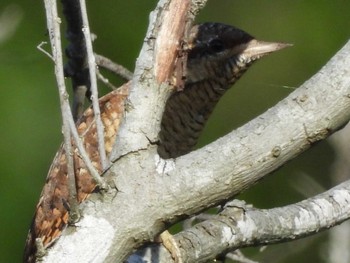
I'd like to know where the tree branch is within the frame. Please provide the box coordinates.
[110,0,200,161]
[39,0,350,261]
[132,179,350,263]
[328,123,350,263]
[43,0,103,193]
[43,0,78,213]
[79,0,109,170]
[95,53,133,81]
[41,38,350,262]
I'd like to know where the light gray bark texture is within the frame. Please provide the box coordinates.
[132,180,350,263]
[42,37,350,263]
[41,0,350,261]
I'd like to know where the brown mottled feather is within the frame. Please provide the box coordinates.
[24,83,129,262]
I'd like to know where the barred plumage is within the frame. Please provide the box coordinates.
[158,23,290,158]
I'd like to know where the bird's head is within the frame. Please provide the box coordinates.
[186,23,291,84]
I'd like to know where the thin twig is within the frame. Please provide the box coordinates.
[67,113,105,186]
[79,0,109,170]
[96,69,119,90]
[43,0,103,190]
[95,53,133,81]
[43,0,78,215]
[37,41,54,61]
[59,0,103,185]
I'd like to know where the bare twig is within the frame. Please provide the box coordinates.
[95,54,133,81]
[96,69,119,90]
[79,0,109,170]
[43,0,103,189]
[67,114,105,186]
[43,0,78,215]
[37,41,54,61]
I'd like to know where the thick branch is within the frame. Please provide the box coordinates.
[41,39,350,262]
[110,0,197,160]
[133,179,350,263]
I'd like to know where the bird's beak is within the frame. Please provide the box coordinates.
[242,39,292,59]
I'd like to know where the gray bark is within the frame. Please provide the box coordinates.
[41,0,350,262]
[42,37,350,263]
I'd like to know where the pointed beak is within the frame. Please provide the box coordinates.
[242,39,292,59]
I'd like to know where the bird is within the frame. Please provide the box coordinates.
[23,84,130,263]
[23,22,289,262]
[157,22,290,158]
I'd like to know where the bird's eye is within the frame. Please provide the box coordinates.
[208,38,225,52]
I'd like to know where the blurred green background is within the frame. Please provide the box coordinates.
[1,1,350,262]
